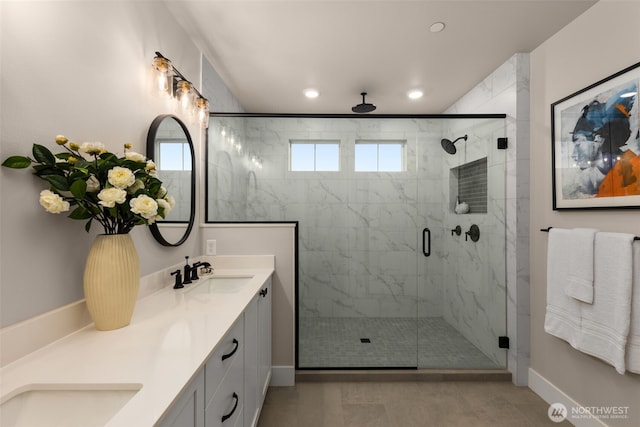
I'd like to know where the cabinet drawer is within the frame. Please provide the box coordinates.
[204,354,244,427]
[205,316,244,407]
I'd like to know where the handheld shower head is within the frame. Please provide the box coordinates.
[440,135,468,155]
[352,92,376,114]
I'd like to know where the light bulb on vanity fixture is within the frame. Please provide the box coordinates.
[150,51,210,129]
[196,98,210,128]
[151,56,173,98]
[176,80,195,115]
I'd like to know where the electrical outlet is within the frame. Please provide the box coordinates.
[206,240,216,255]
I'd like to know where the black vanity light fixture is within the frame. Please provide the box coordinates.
[151,51,210,129]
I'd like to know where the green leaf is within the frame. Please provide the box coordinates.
[2,156,32,168]
[43,174,69,192]
[85,219,92,233]
[147,179,162,196]
[70,179,87,199]
[74,159,92,170]
[69,205,92,220]
[71,166,89,175]
[32,166,65,178]
[32,144,56,165]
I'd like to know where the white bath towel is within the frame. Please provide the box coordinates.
[625,242,640,373]
[544,228,583,347]
[564,228,598,304]
[576,232,635,374]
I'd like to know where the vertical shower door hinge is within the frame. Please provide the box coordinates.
[498,336,510,349]
[497,137,508,150]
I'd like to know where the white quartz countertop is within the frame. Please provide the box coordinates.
[0,256,275,426]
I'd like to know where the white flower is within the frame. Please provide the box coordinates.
[79,142,105,156]
[98,187,127,207]
[156,198,172,217]
[86,175,101,192]
[165,195,176,210]
[145,160,157,175]
[127,179,145,195]
[107,166,135,189]
[39,190,70,214]
[130,194,158,220]
[157,185,168,198]
[124,151,146,162]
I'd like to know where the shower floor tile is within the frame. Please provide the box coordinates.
[298,317,502,369]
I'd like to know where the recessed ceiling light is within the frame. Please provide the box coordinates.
[429,22,445,33]
[304,89,319,99]
[408,90,423,100]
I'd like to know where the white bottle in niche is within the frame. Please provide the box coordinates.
[455,197,469,214]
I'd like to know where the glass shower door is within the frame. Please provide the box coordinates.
[417,117,508,369]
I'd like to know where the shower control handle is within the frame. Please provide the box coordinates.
[451,225,462,236]
[422,228,431,257]
[465,224,480,242]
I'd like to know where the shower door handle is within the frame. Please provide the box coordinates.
[422,228,431,257]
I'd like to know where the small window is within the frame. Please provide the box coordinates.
[290,141,339,171]
[158,141,192,171]
[355,141,405,172]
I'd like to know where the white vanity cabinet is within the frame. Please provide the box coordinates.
[156,278,271,427]
[204,316,245,427]
[244,279,272,427]
[155,370,205,427]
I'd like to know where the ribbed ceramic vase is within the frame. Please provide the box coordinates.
[83,234,140,331]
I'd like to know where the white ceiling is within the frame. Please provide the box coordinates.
[167,0,597,114]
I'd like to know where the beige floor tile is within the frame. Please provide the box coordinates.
[258,380,562,427]
[342,403,390,427]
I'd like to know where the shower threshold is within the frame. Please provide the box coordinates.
[295,369,512,383]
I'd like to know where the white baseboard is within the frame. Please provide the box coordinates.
[529,368,609,427]
[270,366,295,386]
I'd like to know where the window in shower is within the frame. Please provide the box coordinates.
[290,140,340,171]
[355,140,405,172]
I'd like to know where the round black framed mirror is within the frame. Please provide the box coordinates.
[146,114,196,247]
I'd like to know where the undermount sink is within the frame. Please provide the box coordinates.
[187,275,254,294]
[0,383,142,427]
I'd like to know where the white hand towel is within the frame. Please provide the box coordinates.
[625,242,640,373]
[576,232,635,374]
[565,228,598,303]
[544,228,582,347]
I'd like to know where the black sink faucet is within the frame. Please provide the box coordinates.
[183,256,193,285]
[171,269,183,289]
[191,261,203,281]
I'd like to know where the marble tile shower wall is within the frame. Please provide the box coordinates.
[208,117,251,221]
[441,118,507,366]
[211,117,451,319]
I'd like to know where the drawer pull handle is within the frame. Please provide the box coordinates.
[221,339,239,361]
[221,392,239,423]
[260,288,268,298]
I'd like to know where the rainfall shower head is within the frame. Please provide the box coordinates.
[352,92,376,114]
[440,134,468,155]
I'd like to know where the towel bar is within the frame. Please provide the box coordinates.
[540,227,640,241]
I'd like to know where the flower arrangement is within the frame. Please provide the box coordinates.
[2,135,174,234]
